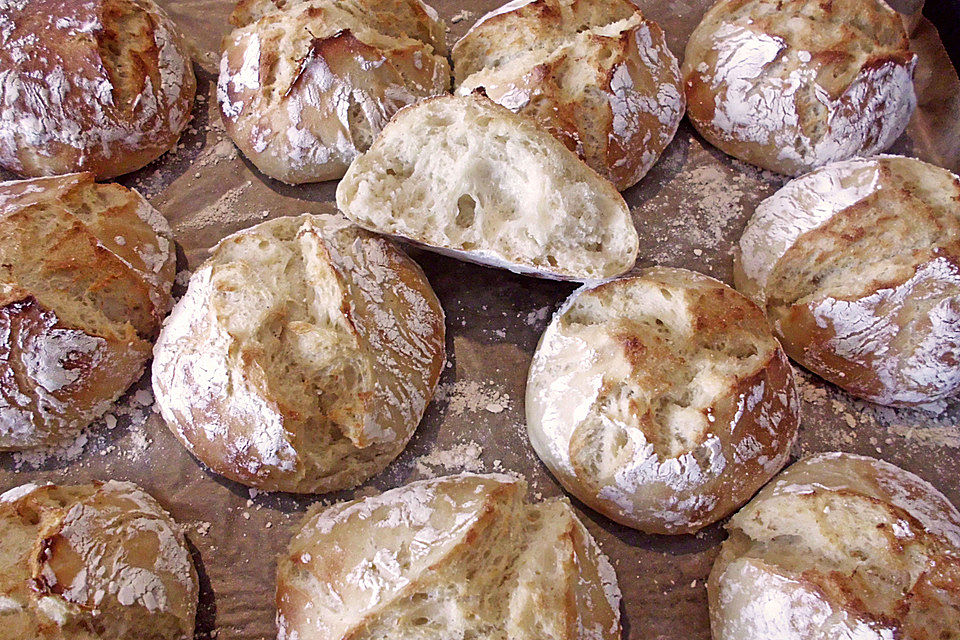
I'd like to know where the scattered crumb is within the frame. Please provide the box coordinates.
[174,269,193,287]
[524,306,551,327]
[450,9,474,23]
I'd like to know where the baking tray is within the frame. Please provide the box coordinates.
[2,1,960,638]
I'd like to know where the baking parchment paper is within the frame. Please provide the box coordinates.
[2,1,959,638]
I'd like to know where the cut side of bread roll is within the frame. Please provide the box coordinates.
[0,0,196,179]
[0,173,175,450]
[218,0,449,184]
[682,0,916,176]
[709,452,960,640]
[527,267,800,534]
[0,480,198,640]
[336,94,639,281]
[735,155,960,407]
[152,214,445,493]
[453,0,685,191]
[276,473,621,640]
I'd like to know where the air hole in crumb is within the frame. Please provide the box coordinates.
[455,194,477,228]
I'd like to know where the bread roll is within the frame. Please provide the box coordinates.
[276,473,621,640]
[336,94,639,281]
[218,0,449,184]
[735,155,960,407]
[526,267,800,534]
[0,173,175,450]
[152,214,445,493]
[0,480,198,640]
[708,452,960,640]
[452,0,684,191]
[0,0,196,179]
[682,0,917,176]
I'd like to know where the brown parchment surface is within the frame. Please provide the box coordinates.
[1,1,959,639]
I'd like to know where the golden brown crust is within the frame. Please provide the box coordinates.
[708,453,960,640]
[0,0,196,179]
[218,0,449,184]
[0,481,198,640]
[229,0,447,55]
[736,156,960,406]
[0,295,152,451]
[527,267,800,535]
[152,214,445,493]
[275,474,621,640]
[0,173,175,450]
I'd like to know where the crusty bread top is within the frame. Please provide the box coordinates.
[336,94,638,281]
[0,480,198,639]
[735,156,960,405]
[277,473,621,640]
[152,214,445,493]
[738,155,960,307]
[217,0,450,183]
[229,0,447,55]
[713,453,960,639]
[453,0,640,82]
[682,0,916,174]
[526,267,798,532]
[0,173,175,342]
[531,267,782,467]
[0,0,196,178]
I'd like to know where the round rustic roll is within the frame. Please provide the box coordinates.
[708,452,960,640]
[682,0,917,176]
[218,0,449,185]
[152,214,446,494]
[0,0,196,180]
[276,473,621,640]
[735,155,960,407]
[452,0,684,191]
[0,173,175,450]
[526,267,800,535]
[0,480,199,640]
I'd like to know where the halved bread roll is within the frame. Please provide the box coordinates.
[453,0,685,191]
[0,173,176,450]
[735,155,960,406]
[526,267,800,534]
[709,452,960,640]
[0,480,198,640]
[276,473,621,640]
[152,214,446,493]
[336,94,639,281]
